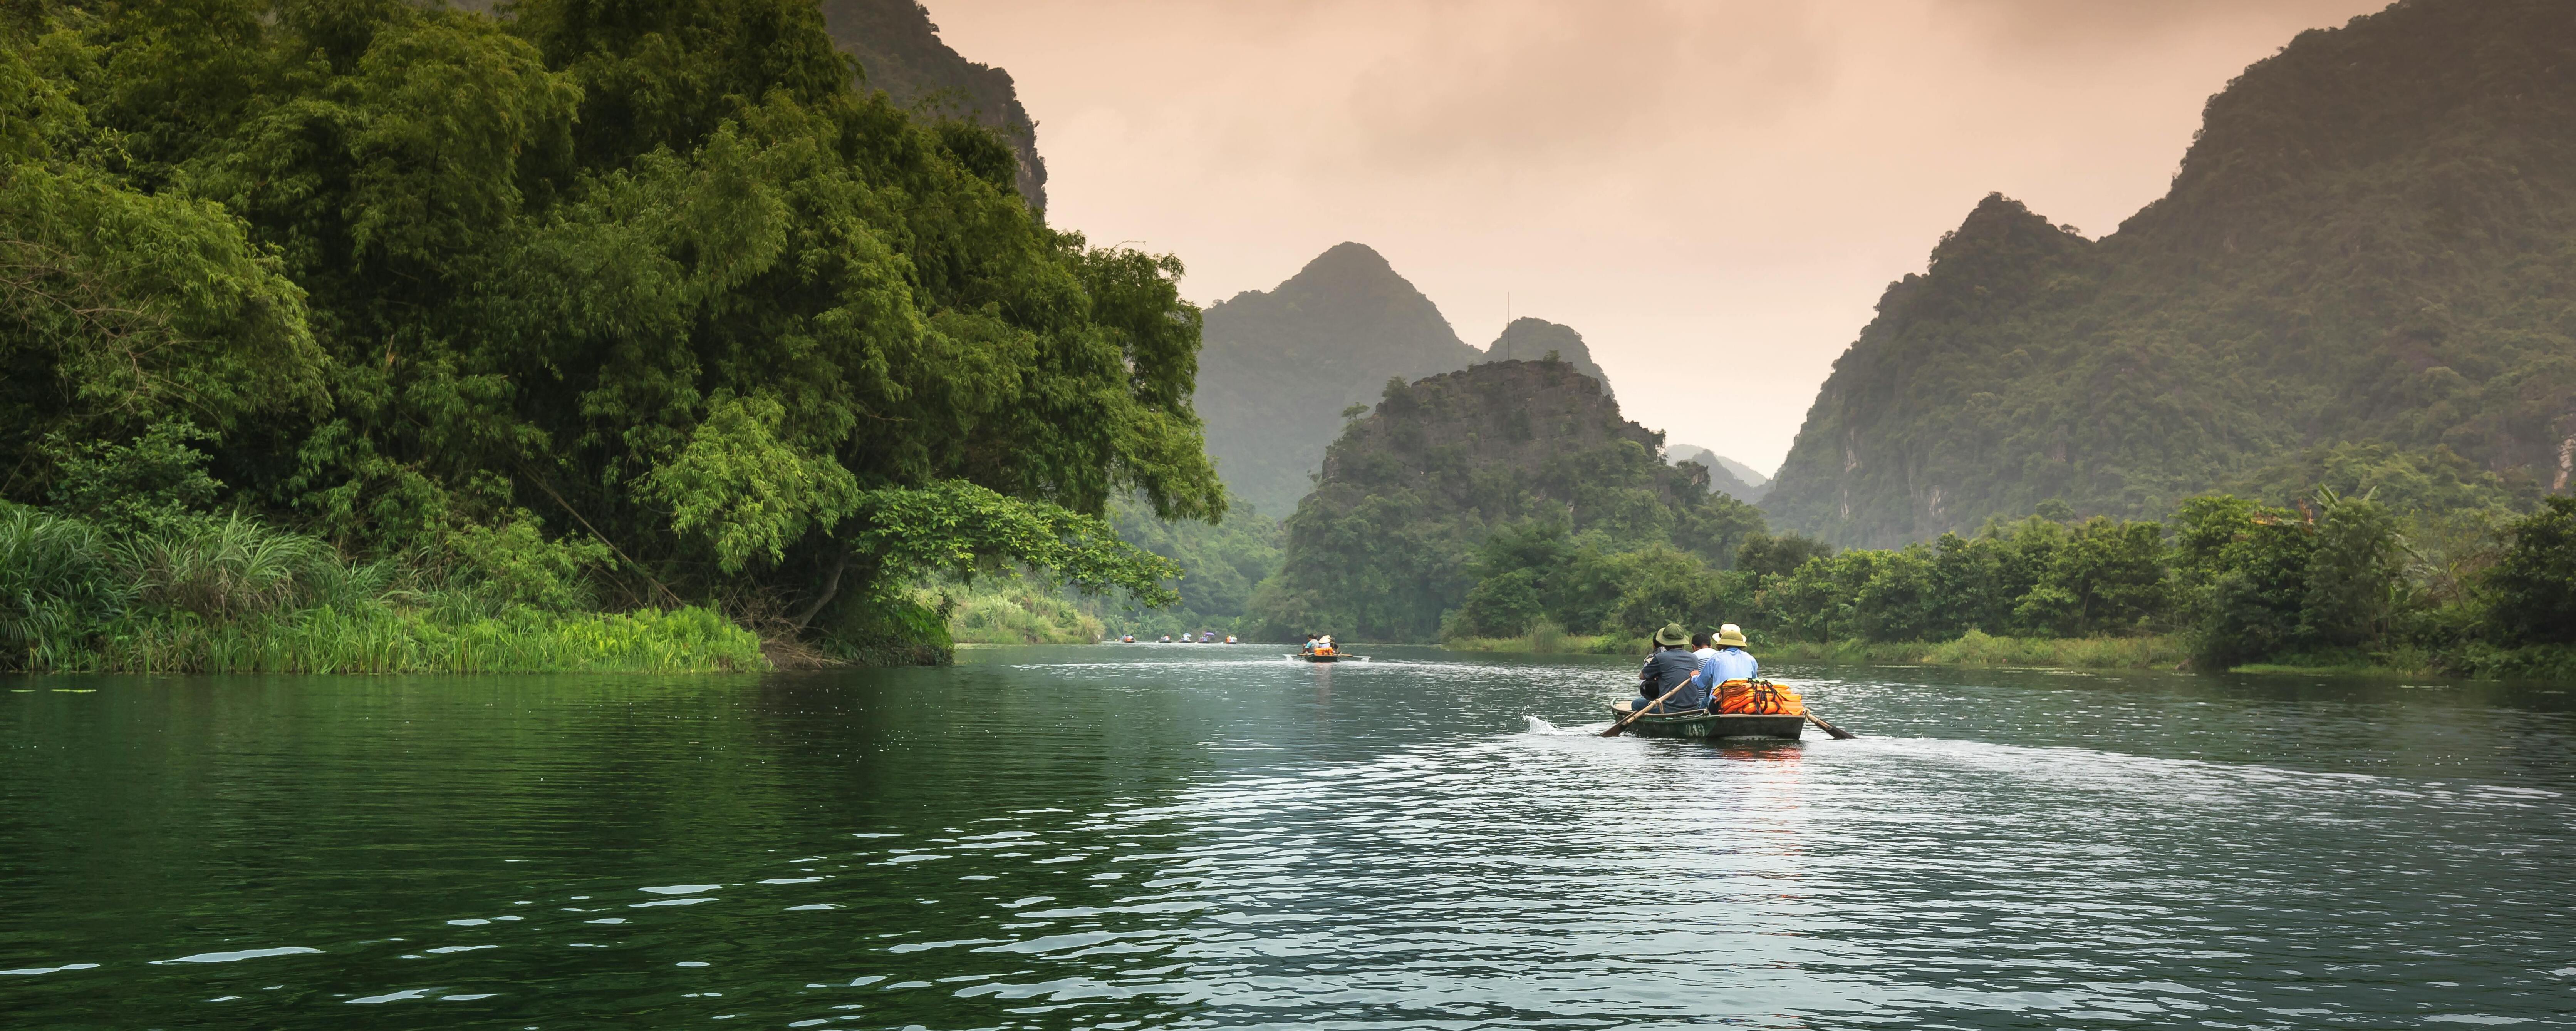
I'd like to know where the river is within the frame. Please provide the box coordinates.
[3,646,2572,1028]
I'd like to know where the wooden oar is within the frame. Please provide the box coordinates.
[1805,711,1858,740]
[1600,675,1698,738]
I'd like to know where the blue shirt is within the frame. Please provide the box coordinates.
[1699,647,1757,688]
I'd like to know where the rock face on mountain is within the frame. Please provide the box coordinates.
[1197,243,1485,516]
[1248,358,1764,642]
[819,0,1046,209]
[1482,318,1613,400]
[1764,0,2576,546]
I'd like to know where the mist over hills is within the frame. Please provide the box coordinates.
[1765,0,2576,546]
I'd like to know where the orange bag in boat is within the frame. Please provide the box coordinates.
[1715,678,1803,715]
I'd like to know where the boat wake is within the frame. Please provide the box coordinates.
[1523,715,1606,736]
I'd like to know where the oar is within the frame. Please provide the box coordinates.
[1805,711,1858,740]
[1600,675,1698,738]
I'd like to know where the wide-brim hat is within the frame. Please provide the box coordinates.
[1715,623,1748,647]
[1654,623,1689,646]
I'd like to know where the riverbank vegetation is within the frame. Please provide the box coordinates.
[1,1,1218,671]
[1437,493,2576,678]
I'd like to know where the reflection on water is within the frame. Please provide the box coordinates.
[3,648,2573,1028]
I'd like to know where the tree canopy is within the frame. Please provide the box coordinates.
[0,0,1219,655]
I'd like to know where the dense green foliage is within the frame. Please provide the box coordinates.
[0,0,1217,666]
[1767,0,2576,546]
[1744,492,2575,676]
[1249,358,1765,642]
[0,501,762,672]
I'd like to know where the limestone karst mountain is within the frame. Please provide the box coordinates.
[1196,243,1485,516]
[1763,0,2576,546]
[1247,358,1763,642]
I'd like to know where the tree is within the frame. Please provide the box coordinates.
[2483,497,2576,646]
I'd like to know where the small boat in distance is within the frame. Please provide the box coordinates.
[1288,652,1367,663]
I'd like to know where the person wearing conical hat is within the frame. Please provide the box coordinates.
[1632,623,1709,715]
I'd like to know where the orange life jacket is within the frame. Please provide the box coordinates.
[1714,678,1804,715]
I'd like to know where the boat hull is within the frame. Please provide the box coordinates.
[1289,654,1343,663]
[1607,702,1803,740]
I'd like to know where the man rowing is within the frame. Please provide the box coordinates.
[1632,623,1709,714]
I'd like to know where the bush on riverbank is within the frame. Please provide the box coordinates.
[1,505,763,673]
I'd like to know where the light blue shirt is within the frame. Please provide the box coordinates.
[1700,647,1757,687]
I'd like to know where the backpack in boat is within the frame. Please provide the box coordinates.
[1715,678,1803,715]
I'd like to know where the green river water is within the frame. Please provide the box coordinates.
[3,646,2572,1029]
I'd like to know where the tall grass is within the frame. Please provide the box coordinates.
[934,582,1106,645]
[1,505,765,674]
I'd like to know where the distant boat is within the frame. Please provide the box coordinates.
[1288,652,1364,663]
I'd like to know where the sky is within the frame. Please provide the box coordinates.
[928,0,2389,477]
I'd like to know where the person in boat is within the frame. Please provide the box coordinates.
[1699,623,1758,702]
[1633,623,1709,714]
[1301,633,1320,654]
[1317,634,1337,655]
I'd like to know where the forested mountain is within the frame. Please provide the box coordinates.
[1666,444,1767,503]
[1765,0,2576,547]
[1197,243,1485,516]
[1248,358,1764,642]
[1483,318,1614,400]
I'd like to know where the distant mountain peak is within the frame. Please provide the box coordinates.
[1196,243,1483,516]
[1480,318,1614,400]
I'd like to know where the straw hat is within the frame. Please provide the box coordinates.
[1654,623,1689,646]
[1715,624,1748,647]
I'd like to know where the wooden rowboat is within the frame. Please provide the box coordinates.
[1606,700,1803,740]
[1287,653,1363,663]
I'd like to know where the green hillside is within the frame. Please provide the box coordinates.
[1248,358,1764,642]
[1196,243,1484,516]
[1765,0,2576,547]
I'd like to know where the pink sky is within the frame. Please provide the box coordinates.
[929,0,2388,475]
